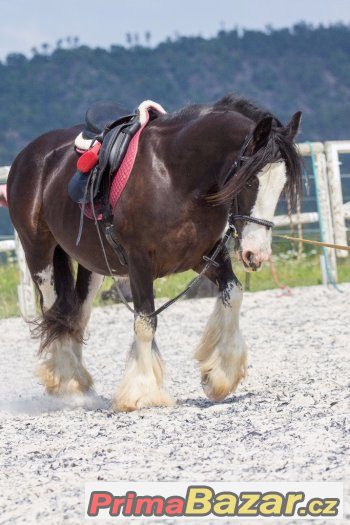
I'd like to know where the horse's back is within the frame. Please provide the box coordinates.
[7,125,81,235]
[8,125,81,188]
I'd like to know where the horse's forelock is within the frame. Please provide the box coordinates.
[208,127,303,207]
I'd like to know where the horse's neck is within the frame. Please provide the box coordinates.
[170,115,249,192]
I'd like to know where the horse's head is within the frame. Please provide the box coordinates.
[229,112,303,271]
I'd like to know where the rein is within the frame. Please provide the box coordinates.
[93,131,275,318]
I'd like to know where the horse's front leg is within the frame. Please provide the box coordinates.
[113,253,174,412]
[195,247,247,401]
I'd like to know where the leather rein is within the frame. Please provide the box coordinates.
[95,131,275,318]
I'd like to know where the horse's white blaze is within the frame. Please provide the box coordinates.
[36,265,56,310]
[114,315,174,411]
[195,283,247,401]
[241,161,287,265]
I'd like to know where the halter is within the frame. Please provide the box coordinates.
[225,132,275,232]
[232,214,274,230]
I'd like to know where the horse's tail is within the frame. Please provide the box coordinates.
[33,245,83,352]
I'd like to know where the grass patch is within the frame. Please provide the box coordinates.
[0,254,349,319]
[0,264,20,318]
[154,254,350,296]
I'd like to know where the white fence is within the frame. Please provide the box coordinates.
[0,166,36,317]
[1,140,349,316]
[273,141,348,282]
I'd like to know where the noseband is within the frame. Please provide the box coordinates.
[232,213,274,230]
[226,132,275,233]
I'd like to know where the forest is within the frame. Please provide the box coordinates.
[0,23,349,234]
[0,23,349,165]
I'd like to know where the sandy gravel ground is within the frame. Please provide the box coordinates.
[0,284,349,525]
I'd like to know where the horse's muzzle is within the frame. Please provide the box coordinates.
[241,250,264,271]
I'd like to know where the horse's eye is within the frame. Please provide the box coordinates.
[246,180,253,188]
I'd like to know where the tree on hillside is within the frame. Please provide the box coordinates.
[1,23,349,168]
[145,31,152,46]
[125,33,133,47]
[41,43,50,55]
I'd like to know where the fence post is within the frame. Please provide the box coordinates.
[297,142,337,282]
[324,141,349,258]
[314,148,338,281]
[15,231,36,318]
[1,165,37,317]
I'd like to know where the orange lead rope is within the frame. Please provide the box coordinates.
[272,234,350,252]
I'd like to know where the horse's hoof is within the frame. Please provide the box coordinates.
[201,371,233,401]
[112,389,175,412]
[199,352,247,402]
[37,361,93,396]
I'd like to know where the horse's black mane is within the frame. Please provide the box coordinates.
[212,94,302,207]
[213,94,275,124]
[164,93,303,206]
[164,93,275,124]
[214,93,303,205]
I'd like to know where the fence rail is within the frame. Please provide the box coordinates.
[0,239,15,252]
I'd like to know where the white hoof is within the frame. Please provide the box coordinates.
[37,339,93,395]
[196,337,247,401]
[113,375,174,412]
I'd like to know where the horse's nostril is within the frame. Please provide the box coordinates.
[246,251,254,263]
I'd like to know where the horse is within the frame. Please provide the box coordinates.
[7,94,302,411]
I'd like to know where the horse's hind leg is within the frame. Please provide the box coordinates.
[31,246,103,395]
[113,253,174,411]
[194,247,247,401]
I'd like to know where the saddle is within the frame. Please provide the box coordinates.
[83,102,132,139]
[69,100,166,211]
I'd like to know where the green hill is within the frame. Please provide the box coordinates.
[1,23,350,236]
[0,23,350,167]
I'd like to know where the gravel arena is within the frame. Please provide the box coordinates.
[0,284,349,524]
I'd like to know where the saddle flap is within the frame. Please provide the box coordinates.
[98,117,140,171]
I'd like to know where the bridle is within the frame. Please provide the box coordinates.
[226,132,275,234]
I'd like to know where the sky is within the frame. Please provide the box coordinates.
[0,0,349,59]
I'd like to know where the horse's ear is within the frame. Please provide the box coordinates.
[286,111,302,140]
[251,116,273,152]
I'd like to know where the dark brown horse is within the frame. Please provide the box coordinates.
[7,94,302,411]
